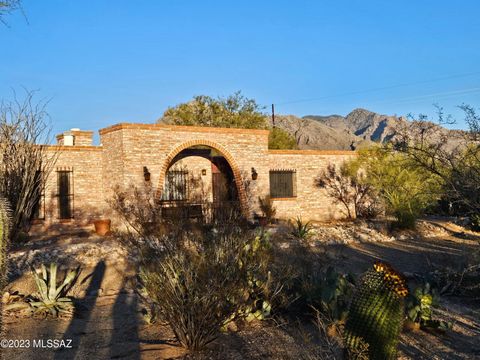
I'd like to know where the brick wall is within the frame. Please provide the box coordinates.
[31,123,357,234]
[30,146,105,234]
[267,150,356,221]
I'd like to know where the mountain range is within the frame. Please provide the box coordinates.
[272,108,461,150]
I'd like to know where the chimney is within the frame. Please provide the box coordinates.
[56,128,94,146]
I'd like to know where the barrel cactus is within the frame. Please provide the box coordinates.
[344,262,408,360]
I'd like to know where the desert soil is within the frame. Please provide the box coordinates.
[2,218,479,360]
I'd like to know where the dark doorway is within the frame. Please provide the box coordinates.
[211,156,237,203]
[161,147,240,223]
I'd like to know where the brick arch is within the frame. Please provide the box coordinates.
[157,139,249,217]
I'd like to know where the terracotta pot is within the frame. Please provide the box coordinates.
[326,324,339,338]
[258,217,268,227]
[93,219,111,236]
[404,320,421,332]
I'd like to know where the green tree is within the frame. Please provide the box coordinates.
[395,105,480,217]
[160,92,268,130]
[268,127,297,150]
[352,146,441,228]
[159,92,297,149]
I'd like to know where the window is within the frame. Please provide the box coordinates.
[269,170,297,198]
[161,170,188,201]
[57,169,74,219]
[32,171,45,220]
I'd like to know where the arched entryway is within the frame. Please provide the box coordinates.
[157,140,248,220]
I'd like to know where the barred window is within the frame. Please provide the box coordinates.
[57,169,74,219]
[32,171,45,220]
[162,170,188,201]
[269,170,297,198]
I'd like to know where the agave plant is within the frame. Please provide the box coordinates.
[29,263,78,317]
[290,216,314,240]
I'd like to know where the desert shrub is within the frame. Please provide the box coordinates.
[140,230,246,350]
[109,184,165,238]
[0,198,10,289]
[311,308,347,358]
[111,185,279,350]
[258,195,276,224]
[267,239,319,313]
[264,239,354,319]
[289,216,314,240]
[394,105,480,217]
[0,198,10,335]
[316,163,378,219]
[0,91,58,242]
[353,147,441,228]
[268,127,298,150]
[344,262,408,360]
[138,226,283,350]
[405,282,451,332]
[470,214,480,232]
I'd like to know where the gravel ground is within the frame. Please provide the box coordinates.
[2,218,479,359]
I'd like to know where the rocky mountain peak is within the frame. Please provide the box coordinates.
[274,108,457,151]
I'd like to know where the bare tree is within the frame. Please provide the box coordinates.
[315,163,377,219]
[0,0,22,25]
[0,90,58,242]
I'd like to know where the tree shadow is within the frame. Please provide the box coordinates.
[328,234,479,276]
[108,283,140,359]
[53,260,106,360]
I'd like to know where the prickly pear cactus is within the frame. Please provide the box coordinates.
[344,262,408,360]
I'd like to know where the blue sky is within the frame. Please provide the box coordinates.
[1,0,480,141]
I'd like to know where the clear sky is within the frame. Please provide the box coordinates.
[1,0,480,141]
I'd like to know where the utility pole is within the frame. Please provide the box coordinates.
[271,104,275,128]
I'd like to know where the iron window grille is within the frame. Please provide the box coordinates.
[269,169,297,198]
[57,169,74,219]
[161,170,189,201]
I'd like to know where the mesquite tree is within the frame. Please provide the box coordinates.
[0,91,58,242]
[394,105,480,216]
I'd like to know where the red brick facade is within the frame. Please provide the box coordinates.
[30,124,355,233]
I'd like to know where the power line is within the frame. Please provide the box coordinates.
[275,71,480,106]
[367,87,480,107]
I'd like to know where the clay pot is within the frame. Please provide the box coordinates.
[93,219,111,236]
[258,217,268,227]
[404,320,421,332]
[326,324,339,338]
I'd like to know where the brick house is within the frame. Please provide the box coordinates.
[31,123,355,233]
